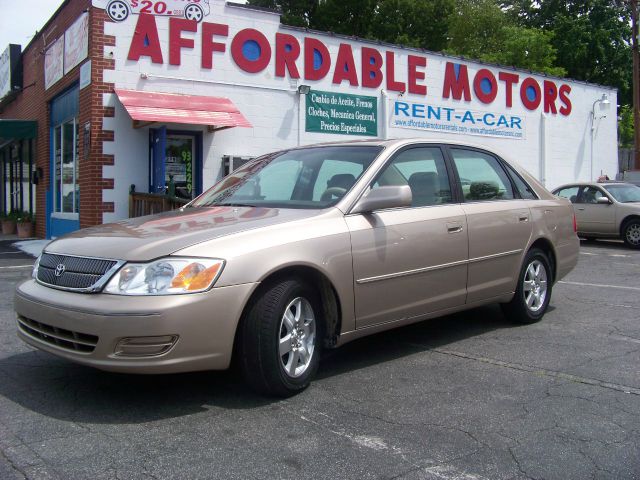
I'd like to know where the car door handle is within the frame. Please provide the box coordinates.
[577,207,585,211]
[447,223,463,233]
[518,215,529,222]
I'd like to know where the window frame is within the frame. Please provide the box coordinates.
[366,144,458,210]
[52,117,79,215]
[443,145,523,203]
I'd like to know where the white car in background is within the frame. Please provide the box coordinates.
[98,0,210,23]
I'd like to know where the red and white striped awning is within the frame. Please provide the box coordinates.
[115,89,252,129]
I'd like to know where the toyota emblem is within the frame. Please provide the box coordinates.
[54,264,66,277]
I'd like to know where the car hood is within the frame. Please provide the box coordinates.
[45,206,325,261]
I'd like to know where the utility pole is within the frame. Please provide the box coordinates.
[633,0,640,170]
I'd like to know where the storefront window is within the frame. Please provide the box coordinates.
[53,118,79,213]
[165,135,195,200]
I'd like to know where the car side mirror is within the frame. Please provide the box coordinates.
[596,196,611,205]
[350,185,412,214]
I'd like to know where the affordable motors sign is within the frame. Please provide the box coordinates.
[104,10,574,119]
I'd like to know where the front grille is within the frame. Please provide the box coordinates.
[37,253,118,291]
[17,316,99,353]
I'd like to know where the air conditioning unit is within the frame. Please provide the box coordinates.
[222,155,252,177]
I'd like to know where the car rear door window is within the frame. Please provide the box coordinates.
[503,164,538,200]
[450,149,514,201]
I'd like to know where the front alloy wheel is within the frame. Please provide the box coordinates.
[240,279,322,396]
[279,297,316,378]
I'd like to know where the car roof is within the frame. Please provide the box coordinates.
[552,182,631,191]
[286,137,511,152]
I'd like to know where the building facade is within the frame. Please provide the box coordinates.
[0,0,618,238]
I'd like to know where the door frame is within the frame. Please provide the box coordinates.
[149,128,203,198]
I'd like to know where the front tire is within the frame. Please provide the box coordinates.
[501,249,552,324]
[240,279,321,397]
[622,220,640,249]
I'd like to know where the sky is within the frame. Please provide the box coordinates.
[0,0,66,52]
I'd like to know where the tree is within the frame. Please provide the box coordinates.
[369,0,455,52]
[480,26,566,77]
[246,0,317,27]
[619,105,634,148]
[501,0,632,104]
[447,0,564,76]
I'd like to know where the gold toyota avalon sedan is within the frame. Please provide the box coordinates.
[552,182,640,248]
[15,139,579,396]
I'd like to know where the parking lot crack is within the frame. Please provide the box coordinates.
[429,348,640,396]
[0,447,27,480]
[508,447,536,480]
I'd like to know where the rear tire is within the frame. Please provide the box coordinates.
[622,220,640,249]
[501,249,552,324]
[239,279,321,397]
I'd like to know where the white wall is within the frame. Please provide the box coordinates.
[99,0,618,222]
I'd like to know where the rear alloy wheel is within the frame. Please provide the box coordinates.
[106,0,129,22]
[501,248,552,324]
[240,279,321,397]
[623,220,640,249]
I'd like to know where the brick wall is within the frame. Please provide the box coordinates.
[0,0,117,237]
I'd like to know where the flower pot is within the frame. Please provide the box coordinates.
[16,222,34,239]
[1,219,16,235]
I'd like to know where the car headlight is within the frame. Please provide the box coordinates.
[104,257,225,295]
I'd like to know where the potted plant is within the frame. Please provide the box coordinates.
[16,212,34,239]
[1,210,18,235]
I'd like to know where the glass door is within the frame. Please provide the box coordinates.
[165,134,196,200]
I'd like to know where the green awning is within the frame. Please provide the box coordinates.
[0,119,37,141]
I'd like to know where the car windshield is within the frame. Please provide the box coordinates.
[603,184,640,203]
[190,145,383,209]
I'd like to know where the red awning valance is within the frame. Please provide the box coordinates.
[115,89,252,130]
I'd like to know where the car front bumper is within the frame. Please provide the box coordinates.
[14,279,257,373]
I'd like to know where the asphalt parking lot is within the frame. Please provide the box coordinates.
[0,239,638,480]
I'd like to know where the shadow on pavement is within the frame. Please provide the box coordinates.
[0,305,516,424]
[0,240,34,261]
[579,238,632,251]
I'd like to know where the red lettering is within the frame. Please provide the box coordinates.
[332,44,359,86]
[520,77,541,111]
[169,18,196,66]
[304,38,331,81]
[230,29,271,74]
[127,14,163,64]
[442,62,470,101]
[361,48,383,89]
[473,69,497,104]
[543,81,558,114]
[407,55,427,96]
[559,84,572,116]
[386,51,405,93]
[275,33,300,79]
[201,22,228,70]
[498,72,519,107]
